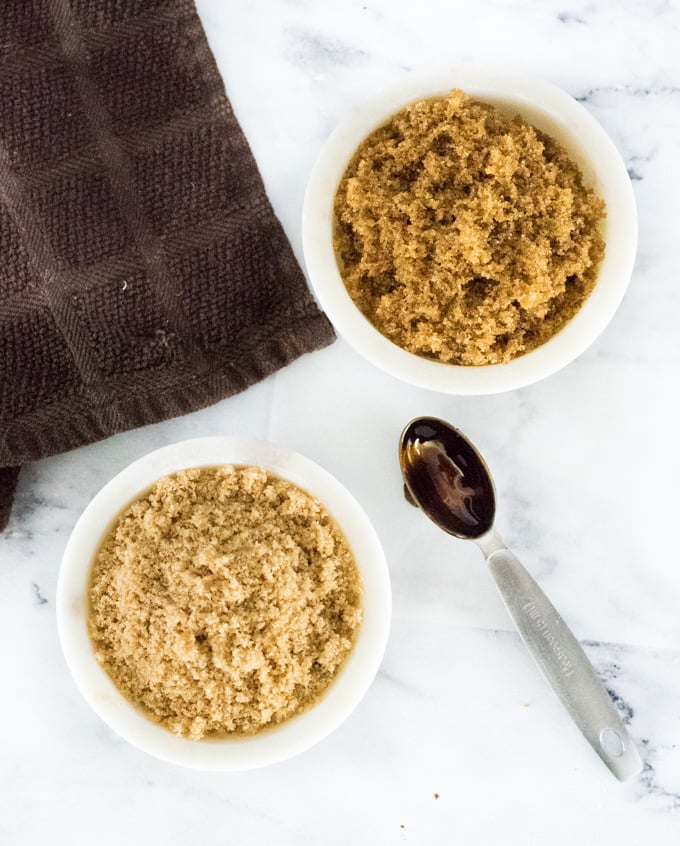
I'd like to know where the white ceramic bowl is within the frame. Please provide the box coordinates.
[302,65,637,394]
[57,437,391,770]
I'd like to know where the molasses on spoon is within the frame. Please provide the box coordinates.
[400,416,642,781]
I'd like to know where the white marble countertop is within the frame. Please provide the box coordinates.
[2,0,680,842]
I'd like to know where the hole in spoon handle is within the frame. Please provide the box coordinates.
[600,728,625,758]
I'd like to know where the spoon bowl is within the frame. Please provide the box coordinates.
[400,417,495,539]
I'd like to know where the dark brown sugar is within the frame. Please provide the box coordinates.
[334,89,606,366]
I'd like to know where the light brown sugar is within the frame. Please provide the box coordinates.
[88,466,363,740]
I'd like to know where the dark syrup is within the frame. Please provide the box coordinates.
[400,417,495,539]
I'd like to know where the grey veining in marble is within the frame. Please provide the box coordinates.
[1,0,679,842]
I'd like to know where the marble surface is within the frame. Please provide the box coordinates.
[2,0,680,842]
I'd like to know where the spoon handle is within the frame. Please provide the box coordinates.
[480,533,642,781]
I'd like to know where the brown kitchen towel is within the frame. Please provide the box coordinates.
[0,0,334,531]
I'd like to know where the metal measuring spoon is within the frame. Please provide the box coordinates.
[399,416,642,781]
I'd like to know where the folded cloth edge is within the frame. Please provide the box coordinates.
[0,306,333,532]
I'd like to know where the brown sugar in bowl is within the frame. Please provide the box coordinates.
[87,465,364,741]
[333,89,606,367]
[57,437,391,770]
[302,66,637,395]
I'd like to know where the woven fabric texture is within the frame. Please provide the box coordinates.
[0,0,334,531]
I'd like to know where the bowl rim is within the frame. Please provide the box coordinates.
[301,64,638,395]
[56,437,392,771]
